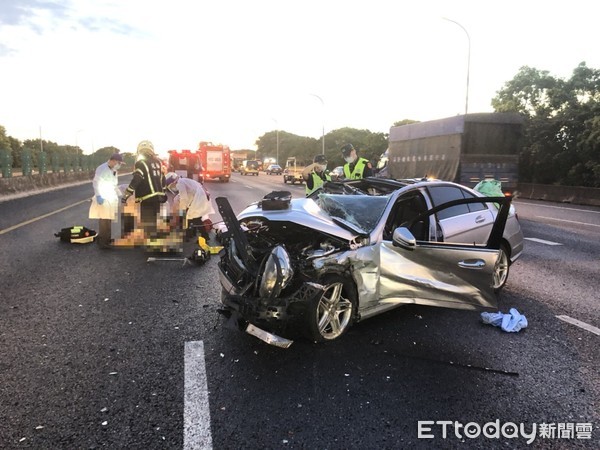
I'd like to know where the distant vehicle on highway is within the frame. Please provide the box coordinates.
[239,160,260,176]
[283,157,307,184]
[387,113,522,193]
[265,164,283,175]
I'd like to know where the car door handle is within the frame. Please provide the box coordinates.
[458,259,486,269]
[475,215,486,224]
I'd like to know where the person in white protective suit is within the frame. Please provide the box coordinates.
[164,173,215,239]
[89,153,124,249]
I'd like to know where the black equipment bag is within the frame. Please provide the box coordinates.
[259,191,292,210]
[54,226,98,244]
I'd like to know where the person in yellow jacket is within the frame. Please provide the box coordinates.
[89,153,124,249]
[302,154,331,196]
[341,143,373,179]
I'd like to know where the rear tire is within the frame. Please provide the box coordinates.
[493,243,510,292]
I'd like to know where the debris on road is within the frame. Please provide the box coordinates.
[146,256,191,266]
[481,308,528,332]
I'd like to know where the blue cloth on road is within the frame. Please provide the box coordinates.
[96,195,104,205]
[481,308,528,332]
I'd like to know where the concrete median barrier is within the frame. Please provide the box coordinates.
[0,171,94,197]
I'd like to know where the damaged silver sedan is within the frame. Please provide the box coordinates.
[216,178,520,347]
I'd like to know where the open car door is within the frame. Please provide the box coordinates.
[377,196,511,311]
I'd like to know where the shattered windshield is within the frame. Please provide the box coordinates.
[315,194,390,233]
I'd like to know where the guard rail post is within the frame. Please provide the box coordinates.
[63,153,72,173]
[38,151,47,174]
[51,152,60,173]
[21,148,32,176]
[0,148,13,178]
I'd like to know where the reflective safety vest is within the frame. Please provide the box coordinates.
[305,171,331,196]
[125,156,166,202]
[343,157,369,179]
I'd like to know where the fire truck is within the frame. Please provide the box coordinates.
[197,141,231,183]
[167,149,202,181]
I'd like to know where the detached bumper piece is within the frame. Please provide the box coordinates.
[246,324,293,348]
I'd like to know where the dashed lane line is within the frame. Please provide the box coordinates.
[524,237,563,246]
[0,198,91,236]
[556,315,600,336]
[538,216,600,228]
[515,201,600,214]
[184,341,213,450]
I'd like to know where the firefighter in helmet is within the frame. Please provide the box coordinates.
[122,140,166,240]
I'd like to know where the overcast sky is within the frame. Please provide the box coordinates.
[1,0,598,156]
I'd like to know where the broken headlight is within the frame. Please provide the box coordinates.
[258,245,294,298]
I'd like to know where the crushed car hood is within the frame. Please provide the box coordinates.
[237,197,361,241]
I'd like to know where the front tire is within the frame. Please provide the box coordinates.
[305,274,357,342]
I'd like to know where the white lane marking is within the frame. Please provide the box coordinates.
[184,341,213,450]
[0,198,91,235]
[524,237,563,246]
[556,315,600,336]
[515,201,600,214]
[538,216,600,228]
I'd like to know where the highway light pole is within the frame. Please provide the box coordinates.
[443,17,470,115]
[310,93,325,154]
[75,129,83,150]
[271,118,280,165]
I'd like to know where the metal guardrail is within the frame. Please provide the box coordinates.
[515,183,600,207]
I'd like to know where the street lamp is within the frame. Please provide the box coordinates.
[443,17,470,115]
[309,93,325,154]
[271,118,279,165]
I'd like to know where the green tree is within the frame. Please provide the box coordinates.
[7,136,22,167]
[0,126,10,152]
[492,62,600,187]
[326,127,388,166]
[393,119,420,127]
[87,146,134,169]
[255,131,319,165]
[256,128,388,168]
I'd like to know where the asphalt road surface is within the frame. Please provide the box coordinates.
[0,173,598,449]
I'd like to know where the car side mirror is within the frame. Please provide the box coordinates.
[392,227,416,250]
